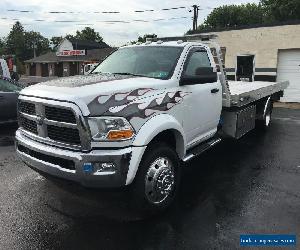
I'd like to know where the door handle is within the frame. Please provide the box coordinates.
[211,88,219,94]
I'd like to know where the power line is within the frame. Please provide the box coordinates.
[75,23,94,26]
[1,4,218,29]
[1,16,191,25]
[6,6,190,14]
[7,9,33,13]
[5,5,216,15]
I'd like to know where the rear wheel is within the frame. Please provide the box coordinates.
[131,143,181,214]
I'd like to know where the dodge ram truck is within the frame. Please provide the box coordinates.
[15,34,289,212]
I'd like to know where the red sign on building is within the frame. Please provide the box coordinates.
[56,50,86,56]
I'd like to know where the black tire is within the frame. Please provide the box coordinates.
[256,99,273,130]
[130,142,181,215]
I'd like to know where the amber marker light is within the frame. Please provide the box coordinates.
[107,129,134,140]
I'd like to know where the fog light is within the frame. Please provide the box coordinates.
[94,162,116,175]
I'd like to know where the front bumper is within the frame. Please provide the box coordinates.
[15,130,133,188]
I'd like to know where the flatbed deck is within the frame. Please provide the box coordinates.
[223,80,289,108]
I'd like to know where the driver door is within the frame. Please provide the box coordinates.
[180,47,222,148]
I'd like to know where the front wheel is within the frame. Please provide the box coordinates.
[131,143,181,214]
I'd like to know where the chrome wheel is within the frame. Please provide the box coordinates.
[145,157,175,204]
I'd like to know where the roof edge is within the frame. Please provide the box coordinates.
[190,19,300,34]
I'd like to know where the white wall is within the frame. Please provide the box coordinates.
[58,39,73,52]
[207,24,300,69]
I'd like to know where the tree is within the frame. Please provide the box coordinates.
[131,34,157,44]
[24,31,50,60]
[0,38,5,55]
[5,22,50,61]
[65,34,75,41]
[6,21,25,58]
[193,3,264,32]
[189,0,300,34]
[75,27,103,42]
[261,0,300,22]
[51,28,105,50]
[50,36,63,49]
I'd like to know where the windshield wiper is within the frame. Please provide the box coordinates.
[91,72,150,78]
[112,72,147,77]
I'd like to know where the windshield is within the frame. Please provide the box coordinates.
[0,77,24,92]
[92,46,183,79]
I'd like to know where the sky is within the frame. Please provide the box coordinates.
[0,0,259,47]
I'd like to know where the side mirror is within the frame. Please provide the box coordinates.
[180,67,217,86]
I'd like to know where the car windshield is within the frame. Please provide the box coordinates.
[0,77,24,92]
[92,46,183,79]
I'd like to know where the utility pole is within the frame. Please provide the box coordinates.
[192,5,199,31]
[33,42,37,58]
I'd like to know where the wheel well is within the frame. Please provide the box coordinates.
[151,130,176,148]
[148,129,185,159]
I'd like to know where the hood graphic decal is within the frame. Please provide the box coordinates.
[88,88,154,115]
[88,88,190,120]
[106,90,190,120]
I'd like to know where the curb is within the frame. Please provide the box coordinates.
[274,102,300,109]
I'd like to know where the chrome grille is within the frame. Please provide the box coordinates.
[47,125,81,145]
[19,117,38,134]
[18,100,81,147]
[45,106,77,124]
[19,101,35,115]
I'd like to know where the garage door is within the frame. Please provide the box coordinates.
[277,50,300,102]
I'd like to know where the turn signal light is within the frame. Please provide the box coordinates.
[107,130,134,140]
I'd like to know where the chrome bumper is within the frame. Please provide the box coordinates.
[15,129,132,188]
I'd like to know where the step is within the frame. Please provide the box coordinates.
[183,137,222,162]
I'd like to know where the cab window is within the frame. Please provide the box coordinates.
[184,50,211,77]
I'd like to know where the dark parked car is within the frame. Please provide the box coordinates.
[0,77,24,124]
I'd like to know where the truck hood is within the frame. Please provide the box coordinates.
[20,74,178,116]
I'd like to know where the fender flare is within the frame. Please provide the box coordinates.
[256,96,272,120]
[133,114,186,158]
[263,96,272,116]
[126,114,186,185]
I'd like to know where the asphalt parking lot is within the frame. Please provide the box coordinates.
[0,107,299,250]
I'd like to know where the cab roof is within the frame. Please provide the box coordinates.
[125,41,207,48]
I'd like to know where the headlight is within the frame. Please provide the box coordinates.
[88,117,134,141]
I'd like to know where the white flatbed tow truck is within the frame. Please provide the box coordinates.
[15,34,289,213]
